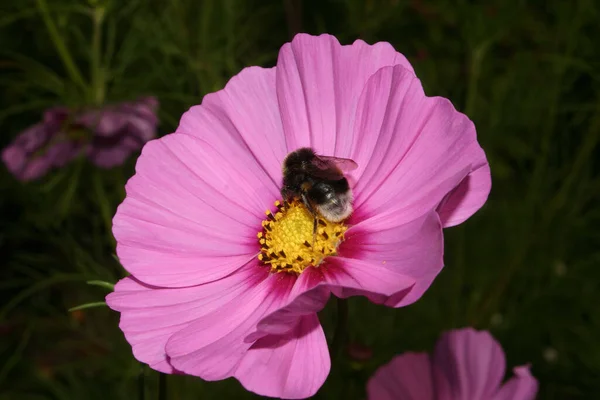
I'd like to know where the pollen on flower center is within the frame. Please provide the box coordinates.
[258,199,347,274]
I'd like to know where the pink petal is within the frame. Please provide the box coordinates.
[432,328,506,400]
[236,314,329,399]
[367,352,435,400]
[276,33,414,156]
[350,64,490,227]
[110,264,331,399]
[327,211,443,307]
[493,365,538,400]
[177,66,286,187]
[113,132,276,287]
[164,272,297,380]
[247,268,330,341]
[436,162,492,227]
[105,263,266,373]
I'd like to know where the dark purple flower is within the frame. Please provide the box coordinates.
[1,97,158,181]
[82,96,159,168]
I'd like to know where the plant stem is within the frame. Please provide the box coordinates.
[138,366,146,400]
[330,298,348,360]
[35,0,87,91]
[91,6,106,105]
[283,0,303,39]
[158,372,167,400]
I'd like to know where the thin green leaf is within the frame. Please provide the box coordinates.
[0,274,89,322]
[68,301,107,312]
[86,280,115,291]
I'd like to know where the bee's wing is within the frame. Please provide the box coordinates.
[310,155,358,180]
[314,155,358,172]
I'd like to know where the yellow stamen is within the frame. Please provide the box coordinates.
[258,199,347,274]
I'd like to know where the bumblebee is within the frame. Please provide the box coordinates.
[281,147,357,223]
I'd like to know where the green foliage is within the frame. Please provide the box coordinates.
[1,0,599,398]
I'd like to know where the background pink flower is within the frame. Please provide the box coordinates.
[106,33,491,399]
[367,328,539,400]
[1,97,158,180]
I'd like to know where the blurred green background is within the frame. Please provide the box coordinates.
[1,0,599,399]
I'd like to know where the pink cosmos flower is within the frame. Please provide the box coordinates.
[106,33,491,399]
[1,97,158,180]
[367,328,538,400]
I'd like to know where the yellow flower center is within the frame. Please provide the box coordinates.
[258,199,348,274]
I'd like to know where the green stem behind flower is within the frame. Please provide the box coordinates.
[330,298,348,361]
[35,0,87,91]
[91,5,106,105]
[158,372,167,400]
[138,366,146,400]
[68,301,107,312]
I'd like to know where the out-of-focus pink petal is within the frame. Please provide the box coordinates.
[248,268,330,341]
[327,211,443,306]
[82,110,126,135]
[350,64,490,227]
[14,123,51,152]
[84,97,158,139]
[139,96,159,111]
[432,328,506,400]
[124,113,158,144]
[46,141,81,167]
[367,352,435,400]
[20,157,53,181]
[276,33,414,156]
[236,314,329,399]
[88,144,131,168]
[113,133,276,287]
[177,66,286,187]
[122,96,159,133]
[42,107,69,128]
[6,127,78,181]
[2,147,27,176]
[106,263,266,373]
[2,122,53,181]
[493,365,538,400]
[164,272,297,381]
[78,97,158,168]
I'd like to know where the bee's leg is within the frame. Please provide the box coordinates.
[300,193,318,247]
[312,217,318,246]
[280,186,292,205]
[300,192,316,214]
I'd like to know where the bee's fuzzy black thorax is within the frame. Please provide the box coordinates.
[280,147,355,223]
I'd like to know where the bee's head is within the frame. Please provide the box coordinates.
[315,191,353,222]
[310,180,353,222]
